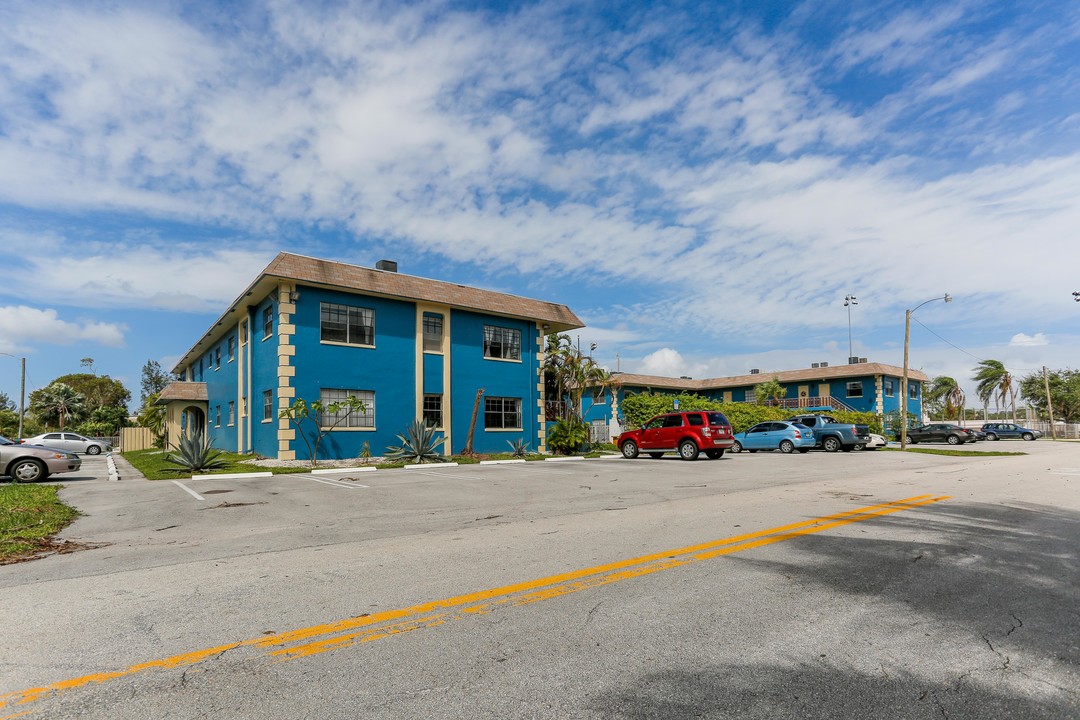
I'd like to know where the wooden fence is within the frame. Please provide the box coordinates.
[120,427,156,452]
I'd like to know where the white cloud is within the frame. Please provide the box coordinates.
[1009,333,1049,347]
[638,348,691,377]
[0,306,126,353]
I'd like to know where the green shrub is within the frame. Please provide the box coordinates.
[620,392,726,430]
[547,418,588,454]
[507,438,530,457]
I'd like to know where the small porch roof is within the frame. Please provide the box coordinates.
[155,382,209,405]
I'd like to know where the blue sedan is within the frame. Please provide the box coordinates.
[730,422,816,454]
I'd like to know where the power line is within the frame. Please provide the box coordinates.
[911,318,1042,376]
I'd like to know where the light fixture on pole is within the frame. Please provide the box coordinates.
[901,294,952,450]
[844,295,858,362]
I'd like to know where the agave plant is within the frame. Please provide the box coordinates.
[384,419,447,463]
[164,429,228,474]
[507,438,530,457]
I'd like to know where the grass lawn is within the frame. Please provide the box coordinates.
[0,484,79,563]
[882,447,1026,457]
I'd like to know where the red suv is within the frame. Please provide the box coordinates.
[618,411,735,460]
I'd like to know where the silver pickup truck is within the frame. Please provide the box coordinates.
[785,414,870,452]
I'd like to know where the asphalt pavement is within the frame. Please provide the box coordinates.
[1,443,1078,719]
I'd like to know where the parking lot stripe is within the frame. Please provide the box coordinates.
[171,481,204,501]
[0,494,948,715]
[307,476,368,489]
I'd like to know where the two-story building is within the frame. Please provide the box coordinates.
[157,253,582,460]
[580,361,929,439]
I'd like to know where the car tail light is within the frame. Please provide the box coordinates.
[793,430,801,438]
[702,427,712,436]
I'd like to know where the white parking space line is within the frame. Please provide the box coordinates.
[172,480,205,501]
[308,476,368,489]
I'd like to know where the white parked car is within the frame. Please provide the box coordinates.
[22,432,112,455]
[860,433,887,450]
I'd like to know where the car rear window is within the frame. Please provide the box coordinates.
[707,412,731,427]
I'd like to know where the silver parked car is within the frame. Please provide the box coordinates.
[22,432,112,455]
[1,435,82,482]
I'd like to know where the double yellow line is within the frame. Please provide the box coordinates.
[0,493,948,716]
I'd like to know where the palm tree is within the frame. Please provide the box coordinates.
[30,382,87,430]
[973,360,1016,422]
[542,333,611,420]
[927,376,965,422]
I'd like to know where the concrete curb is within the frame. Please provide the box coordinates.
[191,471,274,480]
[310,466,377,475]
[404,462,460,470]
[479,459,527,465]
[545,456,585,462]
[105,453,120,481]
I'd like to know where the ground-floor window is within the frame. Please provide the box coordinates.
[423,394,443,428]
[484,396,522,429]
[319,389,375,428]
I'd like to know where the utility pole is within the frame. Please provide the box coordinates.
[844,295,858,361]
[1043,366,1056,440]
[18,357,25,440]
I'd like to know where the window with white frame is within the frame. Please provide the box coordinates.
[744,389,756,404]
[483,325,521,360]
[240,320,248,345]
[319,389,375,428]
[423,314,443,353]
[215,405,221,427]
[263,306,273,339]
[484,396,522,429]
[423,394,442,427]
[847,381,864,398]
[909,383,919,399]
[228,336,236,362]
[321,303,375,346]
[263,390,273,421]
[885,379,895,397]
[228,401,235,426]
[215,346,221,369]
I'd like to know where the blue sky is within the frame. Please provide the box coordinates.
[1,0,1078,412]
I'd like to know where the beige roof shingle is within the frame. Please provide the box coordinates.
[155,382,208,404]
[173,252,583,373]
[610,362,930,392]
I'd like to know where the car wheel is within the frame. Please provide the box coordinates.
[705,450,723,459]
[947,434,960,445]
[86,445,102,455]
[621,441,639,459]
[797,448,809,454]
[822,436,841,452]
[11,459,47,483]
[1022,433,1035,441]
[909,438,918,444]
[678,440,699,461]
[986,432,998,441]
[648,452,663,459]
[855,444,865,450]
[730,441,743,454]
[779,440,794,454]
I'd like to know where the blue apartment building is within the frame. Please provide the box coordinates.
[157,253,582,460]
[580,362,929,439]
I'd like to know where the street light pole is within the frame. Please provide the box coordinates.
[1,353,26,440]
[900,294,952,450]
[844,295,858,361]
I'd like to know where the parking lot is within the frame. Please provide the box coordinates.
[3,442,1079,719]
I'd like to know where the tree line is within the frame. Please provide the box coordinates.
[0,359,175,439]
[924,361,1079,423]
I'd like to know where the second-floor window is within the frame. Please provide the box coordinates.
[228,336,236,362]
[483,325,520,360]
[423,314,443,353]
[909,383,919,399]
[263,306,274,339]
[847,381,863,398]
[263,390,273,421]
[884,379,895,397]
[321,303,375,346]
